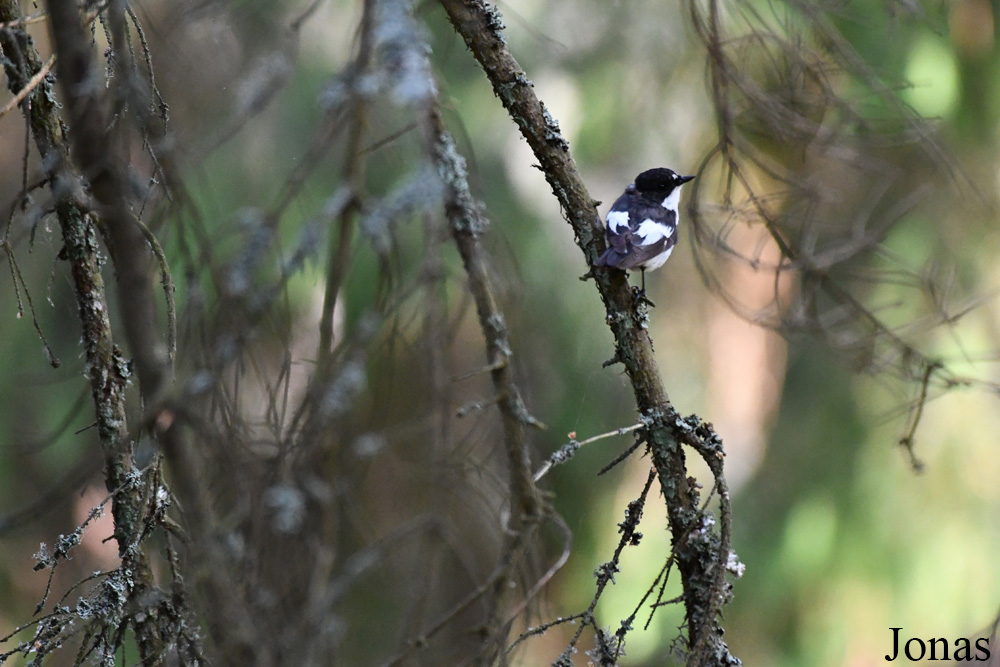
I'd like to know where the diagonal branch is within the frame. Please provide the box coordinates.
[0,53,54,119]
[437,1,740,664]
[0,0,130,553]
[428,102,545,664]
[1,0,175,663]
[46,0,172,403]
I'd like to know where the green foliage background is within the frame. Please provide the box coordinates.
[2,0,1000,664]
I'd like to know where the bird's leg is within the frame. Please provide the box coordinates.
[631,269,656,308]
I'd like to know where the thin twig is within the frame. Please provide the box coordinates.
[1,239,59,366]
[533,423,644,481]
[898,360,940,472]
[0,53,54,120]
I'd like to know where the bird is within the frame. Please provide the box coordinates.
[594,167,695,299]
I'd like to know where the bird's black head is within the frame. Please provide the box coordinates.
[634,168,695,196]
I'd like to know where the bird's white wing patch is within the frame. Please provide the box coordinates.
[660,188,681,210]
[606,210,630,231]
[635,219,673,244]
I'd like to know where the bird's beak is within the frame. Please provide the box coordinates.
[679,175,695,184]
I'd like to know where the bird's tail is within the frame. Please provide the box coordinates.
[594,248,627,269]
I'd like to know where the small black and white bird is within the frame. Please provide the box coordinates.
[594,167,695,294]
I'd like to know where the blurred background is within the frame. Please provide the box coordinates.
[2,0,1000,665]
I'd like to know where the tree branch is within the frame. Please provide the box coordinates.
[428,101,545,664]
[1,0,172,662]
[437,1,739,663]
